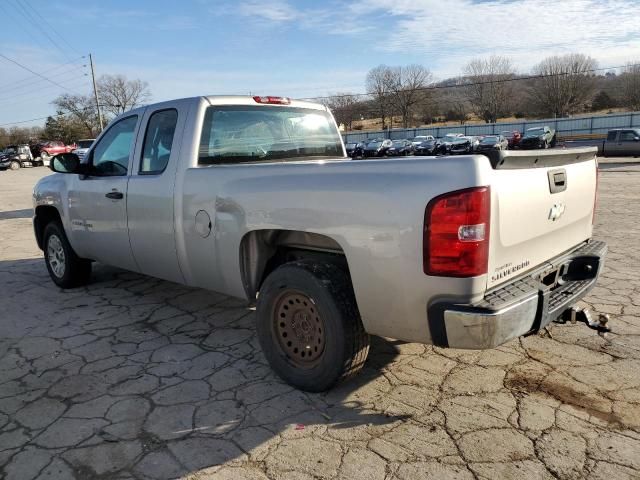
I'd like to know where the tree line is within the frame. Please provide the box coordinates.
[0,74,150,148]
[323,54,640,131]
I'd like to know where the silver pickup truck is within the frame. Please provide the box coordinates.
[33,95,606,391]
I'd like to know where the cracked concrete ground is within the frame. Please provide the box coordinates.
[1,162,639,480]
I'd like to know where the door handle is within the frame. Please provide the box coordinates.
[105,191,124,200]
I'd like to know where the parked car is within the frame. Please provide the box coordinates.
[501,130,522,148]
[520,126,556,149]
[476,135,509,152]
[344,142,359,157]
[414,139,438,155]
[434,134,466,154]
[39,141,77,165]
[72,139,95,162]
[363,138,392,157]
[409,135,435,146]
[386,139,415,156]
[0,144,39,170]
[448,136,475,154]
[34,94,605,392]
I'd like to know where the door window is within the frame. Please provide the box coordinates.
[91,116,138,176]
[140,109,178,174]
[607,131,617,141]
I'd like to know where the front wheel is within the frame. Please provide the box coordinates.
[9,160,20,170]
[256,261,370,392]
[43,221,92,288]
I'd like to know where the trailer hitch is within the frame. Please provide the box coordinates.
[557,307,612,337]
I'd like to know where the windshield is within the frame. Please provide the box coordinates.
[525,128,544,135]
[198,106,343,165]
[366,141,381,147]
[77,140,94,149]
[481,136,499,143]
[500,131,513,137]
[392,140,404,146]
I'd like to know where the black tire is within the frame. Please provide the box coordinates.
[256,261,370,392]
[9,160,20,170]
[550,135,557,148]
[43,221,92,288]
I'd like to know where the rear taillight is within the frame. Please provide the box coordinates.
[593,160,599,225]
[424,186,491,277]
[253,96,291,105]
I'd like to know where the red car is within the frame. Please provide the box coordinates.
[38,141,77,161]
[500,130,521,148]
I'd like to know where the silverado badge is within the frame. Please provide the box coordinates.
[549,203,566,221]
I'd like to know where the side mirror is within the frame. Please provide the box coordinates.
[50,153,82,174]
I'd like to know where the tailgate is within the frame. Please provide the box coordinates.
[484,148,598,289]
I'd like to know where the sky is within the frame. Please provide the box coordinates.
[1,0,640,128]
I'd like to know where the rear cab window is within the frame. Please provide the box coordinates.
[140,109,178,174]
[198,106,343,165]
[619,130,637,142]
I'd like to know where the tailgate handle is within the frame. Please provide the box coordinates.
[548,168,567,193]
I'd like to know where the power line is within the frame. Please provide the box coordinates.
[0,65,88,98]
[0,55,86,90]
[0,53,77,92]
[19,0,80,55]
[299,62,640,101]
[0,115,51,126]
[9,0,74,62]
[0,80,91,109]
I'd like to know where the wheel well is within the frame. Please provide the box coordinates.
[239,230,348,302]
[34,206,61,250]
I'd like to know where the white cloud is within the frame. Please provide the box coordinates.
[229,0,640,77]
[237,0,300,22]
[341,0,640,75]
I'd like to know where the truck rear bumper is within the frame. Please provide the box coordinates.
[428,240,607,349]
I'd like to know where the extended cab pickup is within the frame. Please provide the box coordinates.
[600,129,640,157]
[33,95,606,391]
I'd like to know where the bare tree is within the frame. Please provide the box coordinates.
[365,65,395,130]
[442,82,471,124]
[97,74,151,116]
[463,56,515,123]
[389,65,433,128]
[52,94,101,137]
[530,53,598,117]
[619,62,640,111]
[322,93,361,130]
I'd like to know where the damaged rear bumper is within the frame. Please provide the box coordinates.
[428,240,607,349]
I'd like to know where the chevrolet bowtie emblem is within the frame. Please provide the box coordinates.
[549,203,566,221]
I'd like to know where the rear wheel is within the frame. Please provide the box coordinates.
[256,261,370,392]
[43,221,91,288]
[9,160,20,170]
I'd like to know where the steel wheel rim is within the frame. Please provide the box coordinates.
[47,234,66,278]
[10,161,19,170]
[273,290,326,368]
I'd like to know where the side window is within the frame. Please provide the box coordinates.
[619,130,637,141]
[607,131,617,141]
[91,116,138,176]
[140,109,178,175]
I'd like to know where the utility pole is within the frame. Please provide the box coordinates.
[89,53,103,131]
